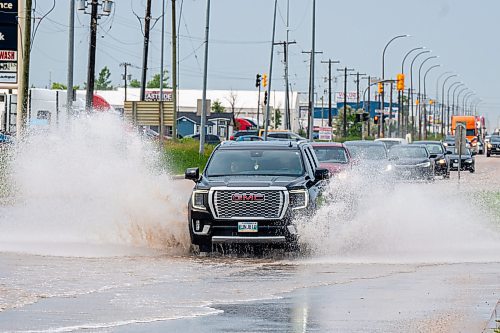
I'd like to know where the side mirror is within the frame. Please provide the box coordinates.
[471,151,477,156]
[185,167,200,182]
[314,168,330,180]
[445,151,452,155]
[429,154,438,159]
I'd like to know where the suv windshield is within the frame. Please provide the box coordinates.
[389,146,428,158]
[313,147,348,164]
[490,136,500,143]
[206,149,304,176]
[346,145,386,160]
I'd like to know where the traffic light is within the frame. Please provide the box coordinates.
[255,74,261,88]
[262,74,268,88]
[374,115,380,124]
[397,73,405,91]
[378,82,384,94]
[362,112,370,121]
[264,91,268,105]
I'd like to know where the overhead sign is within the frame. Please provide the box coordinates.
[335,91,358,104]
[0,0,18,85]
[318,126,332,141]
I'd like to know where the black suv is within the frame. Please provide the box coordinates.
[487,135,500,157]
[413,141,450,178]
[185,141,329,252]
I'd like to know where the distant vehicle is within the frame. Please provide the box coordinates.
[0,133,14,145]
[387,145,435,181]
[235,135,263,142]
[230,130,259,141]
[413,141,450,179]
[374,138,408,150]
[258,130,307,142]
[443,135,455,148]
[234,118,256,131]
[344,140,388,162]
[451,116,477,142]
[486,135,500,157]
[446,147,476,173]
[185,133,221,145]
[311,142,352,177]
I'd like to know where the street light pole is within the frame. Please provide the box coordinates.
[400,46,424,136]
[423,64,440,139]
[441,74,458,136]
[409,50,430,139]
[418,56,438,139]
[381,34,409,138]
[199,0,211,154]
[446,81,462,134]
[463,92,475,115]
[455,87,468,116]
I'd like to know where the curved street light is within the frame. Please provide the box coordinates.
[409,50,431,136]
[423,64,440,138]
[399,46,424,136]
[447,82,463,134]
[441,74,458,135]
[418,56,438,139]
[380,34,409,137]
[455,87,469,116]
[463,92,475,115]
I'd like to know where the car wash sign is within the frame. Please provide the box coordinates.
[0,0,18,85]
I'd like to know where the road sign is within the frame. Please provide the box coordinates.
[318,126,332,141]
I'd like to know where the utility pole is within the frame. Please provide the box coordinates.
[67,0,75,114]
[274,40,296,130]
[308,0,316,141]
[389,81,393,138]
[120,62,131,101]
[321,59,340,127]
[171,0,178,140]
[337,67,354,137]
[79,0,113,112]
[17,0,33,134]
[140,0,152,101]
[264,0,278,141]
[199,0,211,154]
[158,0,166,140]
[85,0,98,112]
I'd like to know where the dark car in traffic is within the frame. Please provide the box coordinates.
[447,147,476,172]
[486,135,500,157]
[185,140,329,252]
[387,145,435,181]
[413,141,450,178]
[311,142,352,177]
[343,140,391,177]
[230,130,259,141]
[185,133,221,145]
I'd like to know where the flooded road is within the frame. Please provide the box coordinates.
[1,117,499,332]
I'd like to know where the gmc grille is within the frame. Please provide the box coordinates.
[211,189,287,219]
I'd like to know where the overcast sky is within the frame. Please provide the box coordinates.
[30,0,500,127]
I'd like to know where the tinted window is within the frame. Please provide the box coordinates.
[389,146,428,158]
[206,149,304,177]
[313,147,348,163]
[421,144,444,154]
[346,145,387,160]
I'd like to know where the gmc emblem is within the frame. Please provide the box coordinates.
[231,194,265,202]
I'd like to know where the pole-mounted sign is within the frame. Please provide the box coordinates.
[0,0,18,85]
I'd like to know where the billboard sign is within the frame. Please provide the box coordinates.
[144,90,173,102]
[0,0,18,85]
[335,91,358,104]
[318,126,332,141]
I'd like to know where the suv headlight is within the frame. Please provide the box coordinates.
[437,158,446,165]
[289,189,309,210]
[192,190,208,210]
[464,159,473,163]
[416,161,431,167]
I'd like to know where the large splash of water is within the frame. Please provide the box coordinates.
[297,169,500,263]
[0,113,190,257]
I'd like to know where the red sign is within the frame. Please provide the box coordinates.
[0,50,16,61]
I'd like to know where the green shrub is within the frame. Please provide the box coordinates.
[163,139,215,175]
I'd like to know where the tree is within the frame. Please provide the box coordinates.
[225,90,243,130]
[129,79,141,88]
[271,107,282,129]
[51,82,80,90]
[211,99,225,113]
[147,70,170,88]
[335,105,361,138]
[95,66,113,90]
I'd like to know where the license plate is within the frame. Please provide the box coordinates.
[238,222,258,233]
[453,163,458,167]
